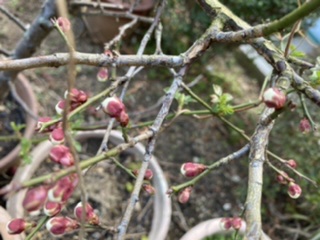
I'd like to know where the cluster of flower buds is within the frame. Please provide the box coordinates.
[299,118,311,134]
[132,169,153,180]
[48,174,79,203]
[55,88,88,115]
[49,145,74,166]
[101,96,129,127]
[6,218,36,235]
[74,202,100,225]
[46,216,79,236]
[262,87,286,109]
[178,186,193,204]
[276,170,302,199]
[180,162,207,178]
[220,217,243,231]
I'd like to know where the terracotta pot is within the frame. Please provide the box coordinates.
[72,0,155,44]
[6,130,171,240]
[0,74,38,173]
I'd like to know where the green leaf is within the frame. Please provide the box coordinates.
[20,137,32,164]
[10,122,25,132]
[289,45,305,58]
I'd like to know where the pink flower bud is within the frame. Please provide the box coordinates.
[49,145,74,166]
[116,110,129,127]
[299,118,311,133]
[178,186,192,204]
[97,68,109,82]
[180,162,207,178]
[263,87,286,109]
[276,171,290,185]
[231,217,242,230]
[44,201,62,217]
[64,88,88,104]
[22,186,48,212]
[74,202,100,225]
[46,217,79,236]
[6,218,35,234]
[220,218,232,230]
[35,117,52,132]
[55,100,65,115]
[132,169,153,180]
[104,49,113,58]
[48,174,78,203]
[286,159,297,169]
[49,128,65,145]
[56,17,71,32]
[142,184,155,195]
[288,182,302,199]
[101,97,125,118]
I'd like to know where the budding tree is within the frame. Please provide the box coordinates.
[1,0,320,239]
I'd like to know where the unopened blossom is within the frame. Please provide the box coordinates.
[48,174,79,203]
[22,186,48,212]
[178,186,192,204]
[56,17,71,32]
[64,88,88,103]
[46,217,79,236]
[74,202,99,225]
[132,169,154,180]
[97,67,109,82]
[49,128,65,145]
[55,100,65,115]
[299,118,311,133]
[263,87,286,109]
[286,159,297,169]
[49,145,74,166]
[35,117,53,132]
[116,110,129,127]
[276,171,291,185]
[101,97,125,118]
[180,162,207,178]
[6,218,36,235]
[220,218,232,230]
[231,217,242,230]
[101,97,130,127]
[142,184,155,195]
[288,182,302,199]
[44,201,62,217]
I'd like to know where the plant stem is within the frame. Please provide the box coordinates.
[25,216,49,240]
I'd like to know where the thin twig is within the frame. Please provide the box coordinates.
[105,18,138,49]
[97,0,167,154]
[116,67,187,240]
[0,6,27,31]
[56,1,87,238]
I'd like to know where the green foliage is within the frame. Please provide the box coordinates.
[309,57,320,87]
[223,0,298,25]
[211,85,234,116]
[20,137,32,164]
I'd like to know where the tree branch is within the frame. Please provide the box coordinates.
[0,0,57,99]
